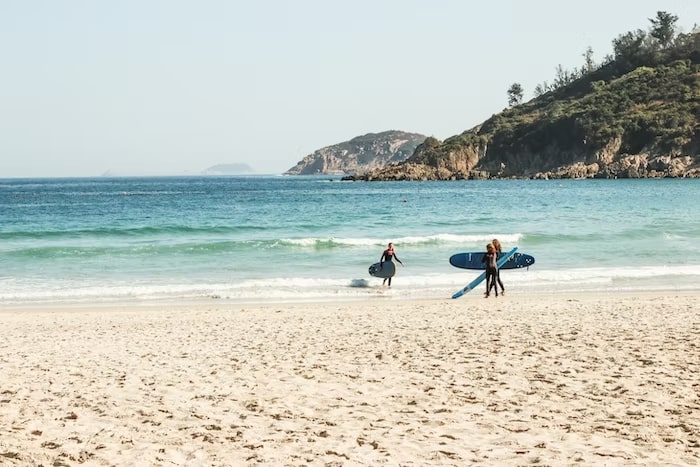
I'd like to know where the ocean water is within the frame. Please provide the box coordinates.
[1,176,699,305]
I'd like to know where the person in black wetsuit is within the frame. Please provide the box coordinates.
[482,243,499,298]
[492,238,505,295]
[380,242,403,287]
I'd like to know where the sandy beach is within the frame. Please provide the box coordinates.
[1,292,699,466]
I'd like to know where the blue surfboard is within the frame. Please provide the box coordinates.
[452,247,518,299]
[449,251,535,270]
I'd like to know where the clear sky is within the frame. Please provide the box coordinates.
[1,1,698,177]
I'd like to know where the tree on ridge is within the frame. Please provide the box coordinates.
[507,83,524,107]
[649,10,679,48]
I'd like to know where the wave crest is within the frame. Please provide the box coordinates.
[279,233,523,248]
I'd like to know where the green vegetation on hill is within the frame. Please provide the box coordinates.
[362,13,699,180]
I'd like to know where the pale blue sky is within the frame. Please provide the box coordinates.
[1,1,698,177]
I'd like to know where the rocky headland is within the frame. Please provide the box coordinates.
[345,25,700,180]
[284,131,426,176]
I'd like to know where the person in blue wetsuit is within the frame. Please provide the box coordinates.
[482,243,499,298]
[380,242,403,287]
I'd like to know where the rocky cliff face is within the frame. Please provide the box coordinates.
[284,131,427,175]
[360,143,700,180]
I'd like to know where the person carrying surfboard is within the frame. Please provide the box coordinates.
[492,238,506,295]
[482,243,499,298]
[380,242,403,287]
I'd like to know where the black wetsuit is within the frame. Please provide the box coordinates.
[381,250,396,263]
[482,252,498,296]
[495,251,505,292]
[381,248,401,285]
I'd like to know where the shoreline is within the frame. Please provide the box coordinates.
[2,291,699,465]
[2,286,700,312]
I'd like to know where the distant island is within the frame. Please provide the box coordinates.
[201,163,254,175]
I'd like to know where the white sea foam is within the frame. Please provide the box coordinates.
[3,264,699,305]
[279,233,524,248]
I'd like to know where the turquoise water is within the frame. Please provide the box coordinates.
[1,176,699,304]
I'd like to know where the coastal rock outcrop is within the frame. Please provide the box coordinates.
[359,143,699,181]
[284,131,427,175]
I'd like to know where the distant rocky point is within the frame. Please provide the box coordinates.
[202,163,254,175]
[284,130,427,175]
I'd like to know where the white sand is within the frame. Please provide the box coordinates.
[1,292,699,466]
